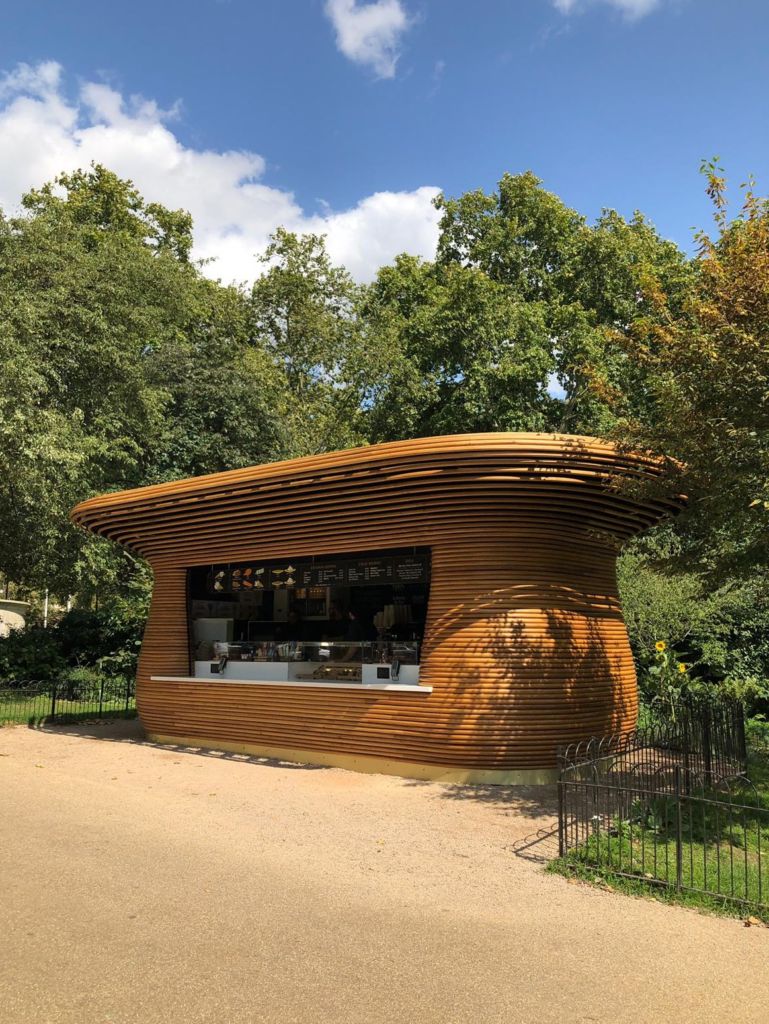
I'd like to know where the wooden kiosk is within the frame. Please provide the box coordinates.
[71,433,676,784]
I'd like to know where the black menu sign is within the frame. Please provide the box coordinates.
[393,557,427,583]
[346,558,394,584]
[312,562,347,586]
[298,565,315,587]
[210,551,429,593]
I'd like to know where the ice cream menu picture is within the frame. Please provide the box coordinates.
[209,551,429,592]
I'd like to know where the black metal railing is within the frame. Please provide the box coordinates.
[0,677,136,726]
[556,699,769,913]
[560,696,747,782]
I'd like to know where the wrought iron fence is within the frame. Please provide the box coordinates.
[556,699,769,913]
[560,696,747,781]
[0,677,136,726]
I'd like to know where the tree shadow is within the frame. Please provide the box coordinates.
[422,567,637,773]
[404,776,558,819]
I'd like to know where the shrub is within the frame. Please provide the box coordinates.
[59,665,102,700]
[0,601,145,685]
[0,626,66,684]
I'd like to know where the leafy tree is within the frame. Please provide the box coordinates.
[619,539,769,701]
[0,165,288,595]
[250,229,369,455]
[614,163,769,579]
[361,172,690,441]
[21,164,194,261]
[360,255,557,440]
[144,277,288,480]
[3,160,766,703]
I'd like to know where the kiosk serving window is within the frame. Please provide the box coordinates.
[187,548,430,686]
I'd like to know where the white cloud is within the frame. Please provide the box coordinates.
[324,0,411,78]
[307,186,440,281]
[553,0,662,18]
[0,61,440,283]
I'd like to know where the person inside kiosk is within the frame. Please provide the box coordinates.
[188,548,429,686]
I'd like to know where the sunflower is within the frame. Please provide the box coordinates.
[655,641,667,652]
[678,663,687,674]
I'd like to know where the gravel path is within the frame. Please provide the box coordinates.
[1,720,767,1023]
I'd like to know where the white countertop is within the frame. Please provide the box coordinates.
[150,675,432,694]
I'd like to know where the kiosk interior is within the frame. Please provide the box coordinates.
[188,547,430,686]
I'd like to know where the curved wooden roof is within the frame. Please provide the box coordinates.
[71,432,678,566]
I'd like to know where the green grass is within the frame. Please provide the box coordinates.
[546,858,769,923]
[554,742,769,922]
[564,801,768,901]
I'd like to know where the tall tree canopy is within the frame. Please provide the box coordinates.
[0,166,287,594]
[250,229,369,455]
[361,172,690,442]
[615,163,769,579]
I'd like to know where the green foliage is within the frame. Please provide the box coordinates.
[619,524,769,706]
[21,164,194,261]
[58,665,104,700]
[250,228,369,455]
[640,640,693,714]
[1,161,767,696]
[362,172,690,442]
[0,626,66,683]
[0,598,148,684]
[0,164,291,593]
[618,546,705,656]
[615,162,769,581]
[361,255,558,440]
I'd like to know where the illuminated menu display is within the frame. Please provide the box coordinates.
[346,558,393,584]
[210,551,429,593]
[392,557,426,583]
[312,563,348,586]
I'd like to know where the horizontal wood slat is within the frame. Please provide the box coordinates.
[71,432,678,774]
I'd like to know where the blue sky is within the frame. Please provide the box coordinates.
[1,0,767,281]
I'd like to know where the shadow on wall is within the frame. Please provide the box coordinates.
[424,575,636,769]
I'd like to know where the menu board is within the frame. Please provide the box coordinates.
[346,558,394,584]
[270,563,298,589]
[392,557,427,584]
[312,563,348,586]
[210,551,429,593]
[298,566,315,587]
[223,566,268,591]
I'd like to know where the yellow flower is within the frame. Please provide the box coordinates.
[655,641,667,652]
[678,663,687,674]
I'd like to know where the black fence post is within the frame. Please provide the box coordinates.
[702,703,713,787]
[674,766,683,892]
[737,703,748,772]
[50,679,57,720]
[554,699,765,912]
[124,675,131,713]
[98,677,105,718]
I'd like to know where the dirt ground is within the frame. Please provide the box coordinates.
[1,720,768,1024]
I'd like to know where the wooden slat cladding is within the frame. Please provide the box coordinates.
[71,433,677,774]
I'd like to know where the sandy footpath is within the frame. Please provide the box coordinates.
[1,720,767,1023]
